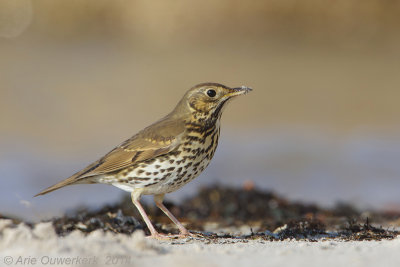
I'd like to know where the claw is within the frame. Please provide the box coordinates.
[178,231,200,238]
[146,231,201,240]
[147,232,176,240]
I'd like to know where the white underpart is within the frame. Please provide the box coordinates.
[112,183,135,192]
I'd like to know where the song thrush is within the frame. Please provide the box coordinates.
[35,82,252,239]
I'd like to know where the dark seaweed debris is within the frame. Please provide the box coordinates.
[179,185,323,228]
[53,209,143,236]
[273,219,328,240]
[338,218,398,241]
[49,185,399,240]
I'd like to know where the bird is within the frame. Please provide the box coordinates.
[35,82,252,239]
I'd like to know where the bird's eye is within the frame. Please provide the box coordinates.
[207,89,216,97]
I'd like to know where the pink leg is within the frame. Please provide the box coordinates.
[154,194,192,236]
[131,192,168,239]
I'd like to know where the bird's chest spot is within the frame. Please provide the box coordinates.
[118,126,220,193]
[177,126,220,174]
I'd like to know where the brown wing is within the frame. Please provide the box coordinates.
[80,117,185,177]
[35,116,186,196]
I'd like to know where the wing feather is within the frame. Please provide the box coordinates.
[76,116,186,179]
[35,114,187,196]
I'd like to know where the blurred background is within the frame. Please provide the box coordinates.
[1,0,400,221]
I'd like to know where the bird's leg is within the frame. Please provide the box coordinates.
[131,191,168,239]
[154,194,194,237]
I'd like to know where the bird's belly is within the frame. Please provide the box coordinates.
[109,157,211,194]
[122,153,211,195]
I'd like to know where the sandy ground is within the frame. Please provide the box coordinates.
[1,220,399,267]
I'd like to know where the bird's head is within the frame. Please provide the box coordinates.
[173,83,252,122]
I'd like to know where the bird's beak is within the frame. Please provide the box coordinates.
[226,86,253,98]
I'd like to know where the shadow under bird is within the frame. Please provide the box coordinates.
[35,82,252,239]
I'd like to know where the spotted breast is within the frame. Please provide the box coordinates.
[101,119,221,195]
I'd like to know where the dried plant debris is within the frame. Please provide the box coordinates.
[271,219,329,241]
[179,186,320,226]
[13,185,400,241]
[337,219,399,241]
[53,209,144,236]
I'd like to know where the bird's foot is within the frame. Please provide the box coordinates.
[177,230,202,238]
[147,232,189,240]
[147,231,200,240]
[147,232,176,240]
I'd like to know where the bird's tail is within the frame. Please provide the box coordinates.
[34,160,101,197]
[34,176,82,197]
